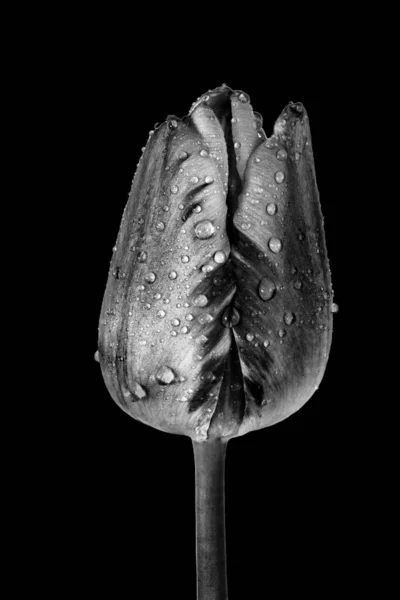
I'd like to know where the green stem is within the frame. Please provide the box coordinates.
[192,438,228,600]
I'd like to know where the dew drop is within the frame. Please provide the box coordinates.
[171,318,180,326]
[263,340,270,348]
[157,309,166,318]
[284,311,295,325]
[181,255,190,263]
[221,306,240,327]
[295,151,301,160]
[193,294,208,307]
[171,185,179,194]
[155,366,176,385]
[156,222,165,231]
[145,272,156,283]
[200,149,208,157]
[196,334,208,345]
[190,176,199,184]
[132,381,147,399]
[275,171,285,184]
[246,333,255,342]
[234,141,241,148]
[278,329,286,338]
[258,277,276,301]
[276,149,287,160]
[266,203,277,215]
[205,175,214,184]
[180,326,189,334]
[195,220,216,239]
[168,271,177,280]
[241,222,251,230]
[201,265,214,274]
[136,251,148,263]
[238,92,249,102]
[198,313,214,324]
[230,382,242,391]
[331,303,339,313]
[171,331,177,336]
[185,314,194,321]
[213,250,226,264]
[179,151,188,160]
[94,350,100,362]
[268,237,282,253]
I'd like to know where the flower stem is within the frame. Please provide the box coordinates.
[193,438,228,600]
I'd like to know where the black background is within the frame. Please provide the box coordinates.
[44,57,358,598]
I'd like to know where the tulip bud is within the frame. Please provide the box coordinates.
[97,85,333,444]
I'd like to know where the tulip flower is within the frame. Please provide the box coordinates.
[97,85,334,599]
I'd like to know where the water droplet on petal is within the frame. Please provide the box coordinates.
[284,312,295,325]
[263,340,270,348]
[258,277,276,301]
[156,366,176,385]
[295,151,301,160]
[156,222,165,231]
[179,151,188,160]
[234,141,241,148]
[170,185,179,194]
[190,176,199,184]
[230,382,242,391]
[185,313,194,321]
[94,350,100,362]
[168,271,177,280]
[246,333,255,342]
[200,149,208,157]
[193,294,208,307]
[221,306,240,327]
[266,203,277,215]
[137,250,147,263]
[275,171,285,184]
[145,272,156,283]
[205,175,214,184]
[241,222,251,230]
[195,220,216,239]
[278,329,286,338]
[238,92,249,103]
[181,255,190,263]
[196,334,208,345]
[268,237,282,253]
[213,250,226,264]
[198,313,214,325]
[193,205,202,213]
[157,309,166,318]
[331,303,339,313]
[132,381,147,399]
[276,149,287,160]
[171,318,180,326]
